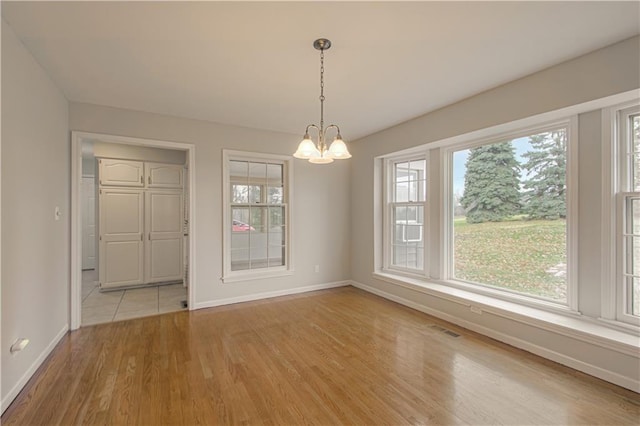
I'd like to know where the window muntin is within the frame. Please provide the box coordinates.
[226,156,289,276]
[450,127,569,303]
[618,108,640,322]
[387,158,427,273]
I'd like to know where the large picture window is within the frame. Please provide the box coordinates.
[223,151,292,281]
[450,126,569,303]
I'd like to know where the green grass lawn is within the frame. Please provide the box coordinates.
[453,217,566,301]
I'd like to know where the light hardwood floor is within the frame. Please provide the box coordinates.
[2,287,639,425]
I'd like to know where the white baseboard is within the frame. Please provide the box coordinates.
[194,280,351,310]
[350,280,640,393]
[1,324,69,414]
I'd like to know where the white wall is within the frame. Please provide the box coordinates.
[1,20,70,411]
[69,103,351,307]
[350,36,640,389]
[92,141,186,164]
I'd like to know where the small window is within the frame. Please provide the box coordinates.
[385,156,427,274]
[617,106,640,324]
[223,151,292,282]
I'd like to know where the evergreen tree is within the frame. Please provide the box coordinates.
[460,141,521,223]
[521,130,567,220]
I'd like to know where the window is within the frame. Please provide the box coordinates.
[384,156,427,274]
[378,119,576,310]
[223,151,292,281]
[617,105,640,324]
[450,125,570,304]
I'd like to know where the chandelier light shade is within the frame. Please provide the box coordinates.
[293,38,351,164]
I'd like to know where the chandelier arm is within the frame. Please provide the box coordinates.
[324,124,341,135]
[305,124,320,135]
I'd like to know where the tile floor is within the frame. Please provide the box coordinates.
[82,270,187,326]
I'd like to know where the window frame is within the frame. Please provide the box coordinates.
[222,150,294,283]
[382,152,430,278]
[613,104,640,326]
[441,120,578,310]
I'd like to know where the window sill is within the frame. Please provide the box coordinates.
[372,271,639,357]
[222,269,294,284]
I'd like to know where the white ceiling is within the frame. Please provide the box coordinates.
[3,1,639,140]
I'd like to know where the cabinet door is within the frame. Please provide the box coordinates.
[99,189,144,289]
[99,159,144,187]
[145,190,184,283]
[146,163,183,189]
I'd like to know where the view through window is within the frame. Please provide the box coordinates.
[229,160,286,271]
[452,127,568,302]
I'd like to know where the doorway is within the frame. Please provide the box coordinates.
[71,132,196,330]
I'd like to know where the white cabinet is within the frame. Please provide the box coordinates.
[99,159,144,187]
[145,190,184,283]
[98,160,184,290]
[146,163,183,189]
[99,189,145,289]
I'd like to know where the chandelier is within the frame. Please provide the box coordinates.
[293,38,351,164]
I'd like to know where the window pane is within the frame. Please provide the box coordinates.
[392,245,407,268]
[232,208,250,231]
[248,185,261,204]
[230,161,248,180]
[249,162,267,182]
[268,186,283,204]
[394,160,426,202]
[269,207,285,228]
[452,130,567,302]
[632,277,640,317]
[268,245,285,267]
[267,164,283,185]
[231,249,250,271]
[232,184,249,204]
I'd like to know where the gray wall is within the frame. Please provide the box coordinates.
[69,102,351,307]
[1,20,70,410]
[349,36,640,389]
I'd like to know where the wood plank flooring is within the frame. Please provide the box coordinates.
[2,287,639,425]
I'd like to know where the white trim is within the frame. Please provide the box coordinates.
[602,104,619,320]
[370,272,638,352]
[351,280,640,392]
[1,325,68,413]
[222,149,293,283]
[70,131,196,330]
[194,280,350,309]
[567,116,579,311]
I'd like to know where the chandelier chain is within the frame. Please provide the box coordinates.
[319,48,325,136]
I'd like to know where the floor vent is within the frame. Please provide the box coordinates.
[430,324,461,338]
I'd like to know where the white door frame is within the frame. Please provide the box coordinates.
[70,131,197,330]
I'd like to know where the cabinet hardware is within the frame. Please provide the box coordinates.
[141,234,143,241]
[148,176,151,185]
[141,176,144,184]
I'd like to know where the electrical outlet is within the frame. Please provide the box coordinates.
[314,265,320,273]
